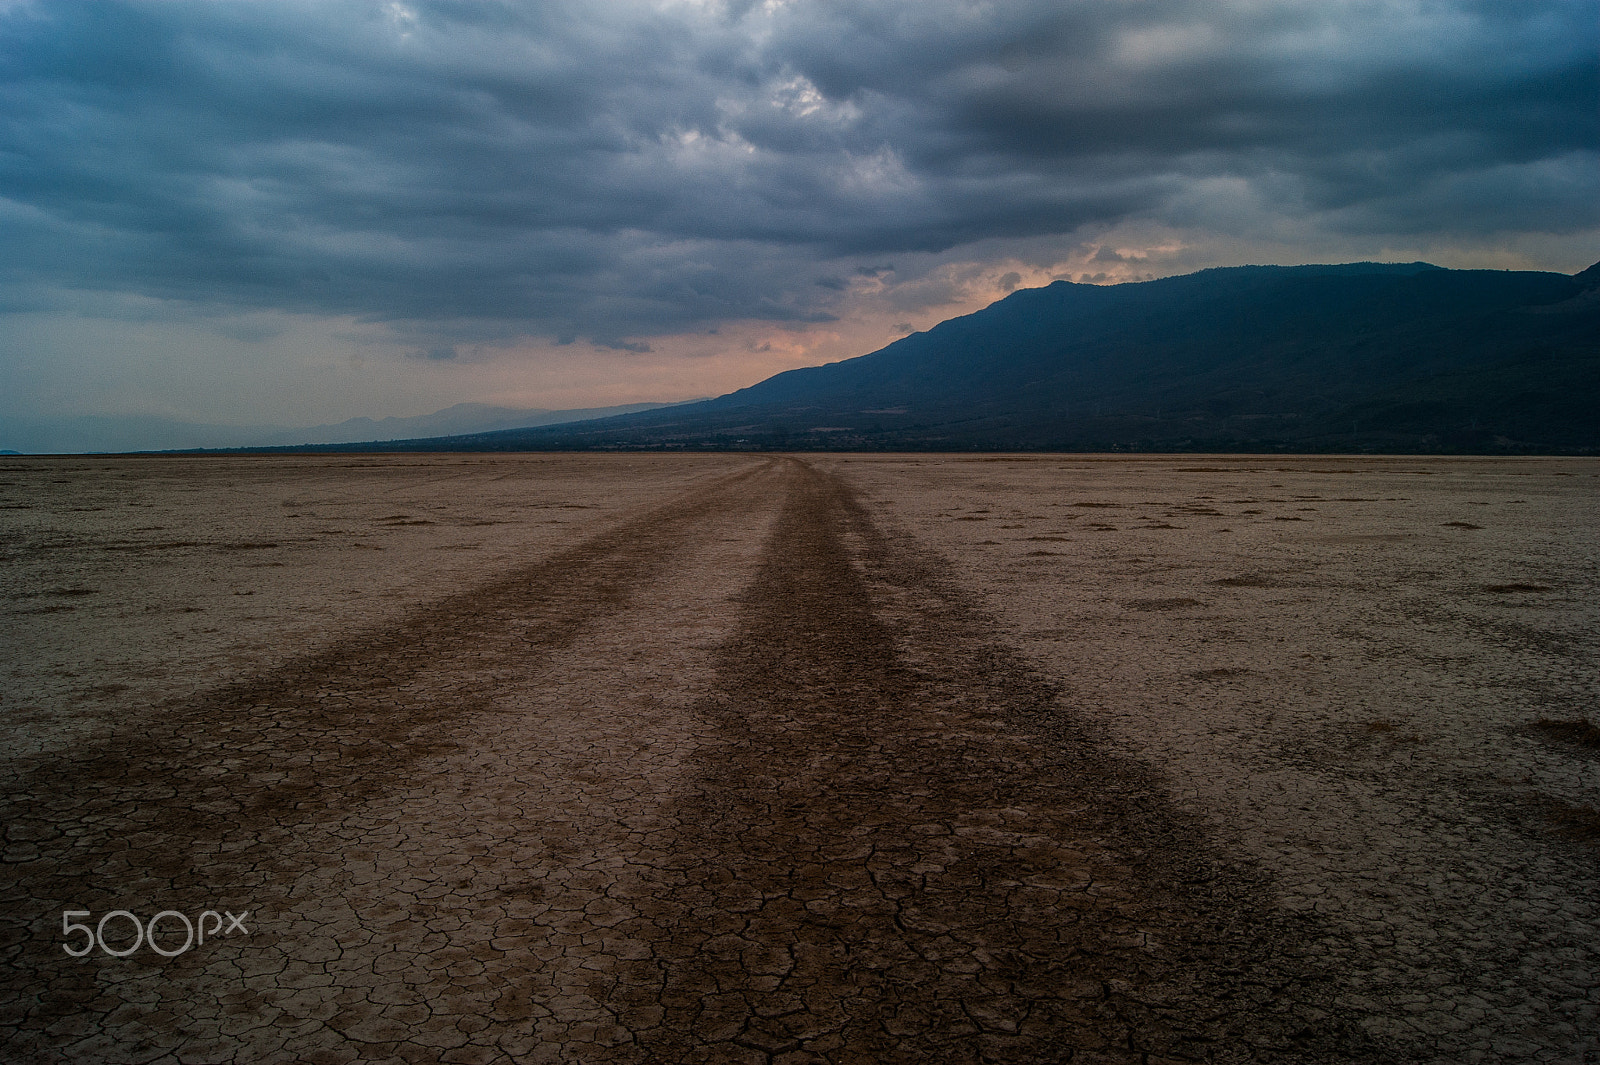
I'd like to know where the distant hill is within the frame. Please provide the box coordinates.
[251,401,688,446]
[0,400,686,454]
[278,261,1600,454]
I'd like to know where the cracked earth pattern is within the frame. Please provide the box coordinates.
[831,454,1600,1064]
[1,453,1596,1063]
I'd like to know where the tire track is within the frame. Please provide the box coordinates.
[607,459,1374,1064]
[0,459,781,1057]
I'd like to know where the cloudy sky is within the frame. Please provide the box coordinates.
[2,0,1595,434]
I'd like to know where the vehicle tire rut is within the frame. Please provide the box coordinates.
[606,458,1374,1064]
[0,459,778,1054]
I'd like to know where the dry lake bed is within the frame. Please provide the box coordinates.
[1,452,1596,1064]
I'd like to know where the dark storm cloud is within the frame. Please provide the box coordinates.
[1,0,1593,345]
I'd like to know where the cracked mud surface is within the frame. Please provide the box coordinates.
[2,453,1596,1063]
[832,454,1600,1064]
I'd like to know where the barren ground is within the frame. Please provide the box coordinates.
[1,453,1596,1064]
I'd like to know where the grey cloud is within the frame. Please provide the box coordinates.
[0,0,1593,348]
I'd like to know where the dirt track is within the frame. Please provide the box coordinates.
[2,455,1595,1063]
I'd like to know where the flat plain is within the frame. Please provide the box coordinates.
[1,452,1596,1064]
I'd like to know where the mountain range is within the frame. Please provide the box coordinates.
[295,260,1600,455]
[210,260,1600,454]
